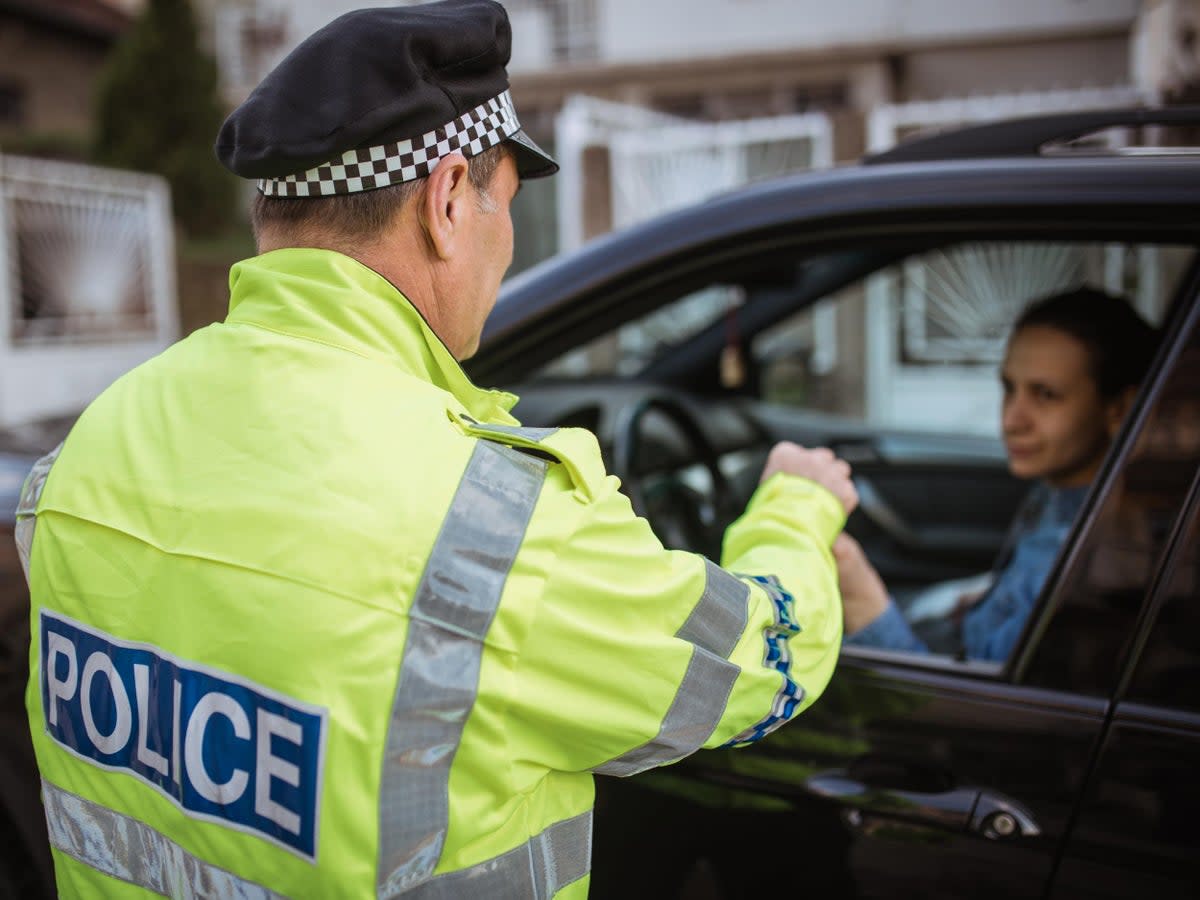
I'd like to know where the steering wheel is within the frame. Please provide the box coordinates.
[611,394,736,556]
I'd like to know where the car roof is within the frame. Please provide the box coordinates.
[860,105,1200,165]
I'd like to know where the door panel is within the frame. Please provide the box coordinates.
[592,663,1103,899]
[787,668,1092,900]
[1051,709,1200,899]
[1045,274,1200,897]
[1052,463,1200,898]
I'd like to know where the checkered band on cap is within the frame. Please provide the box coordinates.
[259,90,520,197]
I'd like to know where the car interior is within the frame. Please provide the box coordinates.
[496,236,1196,664]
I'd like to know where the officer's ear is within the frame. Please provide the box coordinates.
[418,153,472,261]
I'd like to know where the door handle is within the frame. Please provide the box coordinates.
[970,789,1041,839]
[804,769,1040,840]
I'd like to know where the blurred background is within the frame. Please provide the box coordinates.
[0,0,1197,431]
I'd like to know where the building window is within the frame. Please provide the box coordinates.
[0,78,27,126]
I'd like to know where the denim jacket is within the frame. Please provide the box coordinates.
[845,483,1089,662]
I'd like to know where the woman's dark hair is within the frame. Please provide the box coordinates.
[1013,287,1159,400]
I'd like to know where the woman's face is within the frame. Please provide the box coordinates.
[1000,325,1127,488]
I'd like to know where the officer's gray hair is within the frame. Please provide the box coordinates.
[249,144,509,249]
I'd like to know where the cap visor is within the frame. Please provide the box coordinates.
[506,129,558,179]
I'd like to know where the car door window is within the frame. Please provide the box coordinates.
[527,237,1193,675]
[1126,482,1200,709]
[1108,344,1200,710]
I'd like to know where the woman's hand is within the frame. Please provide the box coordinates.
[833,532,890,634]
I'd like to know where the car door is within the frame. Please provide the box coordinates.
[589,245,1199,900]
[1046,301,1200,899]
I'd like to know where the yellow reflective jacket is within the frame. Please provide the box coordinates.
[18,248,844,899]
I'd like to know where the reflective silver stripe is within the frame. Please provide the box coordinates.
[462,419,559,443]
[406,810,592,900]
[595,559,750,777]
[15,442,63,585]
[678,559,751,658]
[377,441,547,897]
[42,779,285,899]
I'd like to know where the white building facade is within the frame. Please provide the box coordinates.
[200,1,1193,434]
[207,0,1151,250]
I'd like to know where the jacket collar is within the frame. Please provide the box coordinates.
[225,248,518,422]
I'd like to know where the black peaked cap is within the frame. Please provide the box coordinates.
[215,0,556,186]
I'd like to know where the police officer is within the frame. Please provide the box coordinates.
[17,2,856,897]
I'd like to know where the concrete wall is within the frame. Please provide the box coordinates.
[0,19,112,140]
[900,34,1131,99]
[213,1,1140,85]
[593,0,1138,66]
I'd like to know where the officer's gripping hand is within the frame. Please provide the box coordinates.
[759,442,858,516]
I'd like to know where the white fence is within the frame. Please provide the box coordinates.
[552,95,837,375]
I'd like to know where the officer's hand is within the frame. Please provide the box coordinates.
[759,442,858,515]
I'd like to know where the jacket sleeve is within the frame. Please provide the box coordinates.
[506,468,845,777]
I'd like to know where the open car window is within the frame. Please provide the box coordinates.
[534,239,1191,428]
[522,237,1194,673]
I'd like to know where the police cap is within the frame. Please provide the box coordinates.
[215,0,557,197]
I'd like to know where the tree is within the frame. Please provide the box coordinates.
[92,0,235,237]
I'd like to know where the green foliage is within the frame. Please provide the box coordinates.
[92,0,235,236]
[0,131,91,162]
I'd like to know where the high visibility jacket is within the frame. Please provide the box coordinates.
[18,249,844,899]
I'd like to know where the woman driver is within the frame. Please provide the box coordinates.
[838,287,1159,661]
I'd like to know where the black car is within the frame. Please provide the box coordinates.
[3,108,1200,898]
[470,107,1200,899]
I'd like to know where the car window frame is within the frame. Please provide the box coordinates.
[498,220,1200,690]
[622,231,1200,686]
